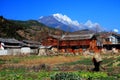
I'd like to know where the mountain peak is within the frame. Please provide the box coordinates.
[53,13,80,27]
[39,13,104,32]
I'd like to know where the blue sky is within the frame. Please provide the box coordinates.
[0,0,120,32]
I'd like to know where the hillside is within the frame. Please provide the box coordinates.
[0,16,64,41]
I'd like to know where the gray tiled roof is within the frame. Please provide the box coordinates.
[49,34,61,39]
[23,40,41,44]
[49,33,95,40]
[0,38,21,44]
[61,33,95,40]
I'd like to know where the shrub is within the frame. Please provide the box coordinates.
[51,72,81,80]
[78,71,108,79]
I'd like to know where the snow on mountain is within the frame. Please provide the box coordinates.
[39,13,103,32]
[39,15,73,31]
[53,13,80,27]
[84,20,103,32]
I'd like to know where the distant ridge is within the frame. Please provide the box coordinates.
[0,16,64,41]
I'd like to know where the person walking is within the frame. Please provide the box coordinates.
[92,53,103,71]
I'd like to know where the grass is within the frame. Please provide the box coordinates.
[0,68,118,80]
[0,68,52,80]
[59,57,93,66]
[0,55,81,71]
[0,53,120,79]
[3,55,80,66]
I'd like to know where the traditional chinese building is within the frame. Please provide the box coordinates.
[42,32,99,52]
[0,38,22,49]
[98,32,120,49]
[22,40,41,49]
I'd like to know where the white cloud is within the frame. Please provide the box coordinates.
[113,29,119,33]
[53,13,80,27]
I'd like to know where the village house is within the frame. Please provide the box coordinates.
[99,32,120,44]
[98,32,120,50]
[0,38,22,49]
[22,40,41,49]
[0,38,41,49]
[0,38,41,55]
[42,30,120,53]
[0,38,22,55]
[42,30,100,53]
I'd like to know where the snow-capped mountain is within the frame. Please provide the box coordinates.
[38,13,103,32]
[39,15,72,31]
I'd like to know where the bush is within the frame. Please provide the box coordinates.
[77,71,108,79]
[50,71,109,80]
[51,72,81,80]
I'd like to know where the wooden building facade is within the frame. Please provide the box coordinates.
[42,33,99,52]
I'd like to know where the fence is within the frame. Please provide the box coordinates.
[0,48,38,56]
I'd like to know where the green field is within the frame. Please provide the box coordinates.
[0,53,120,80]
